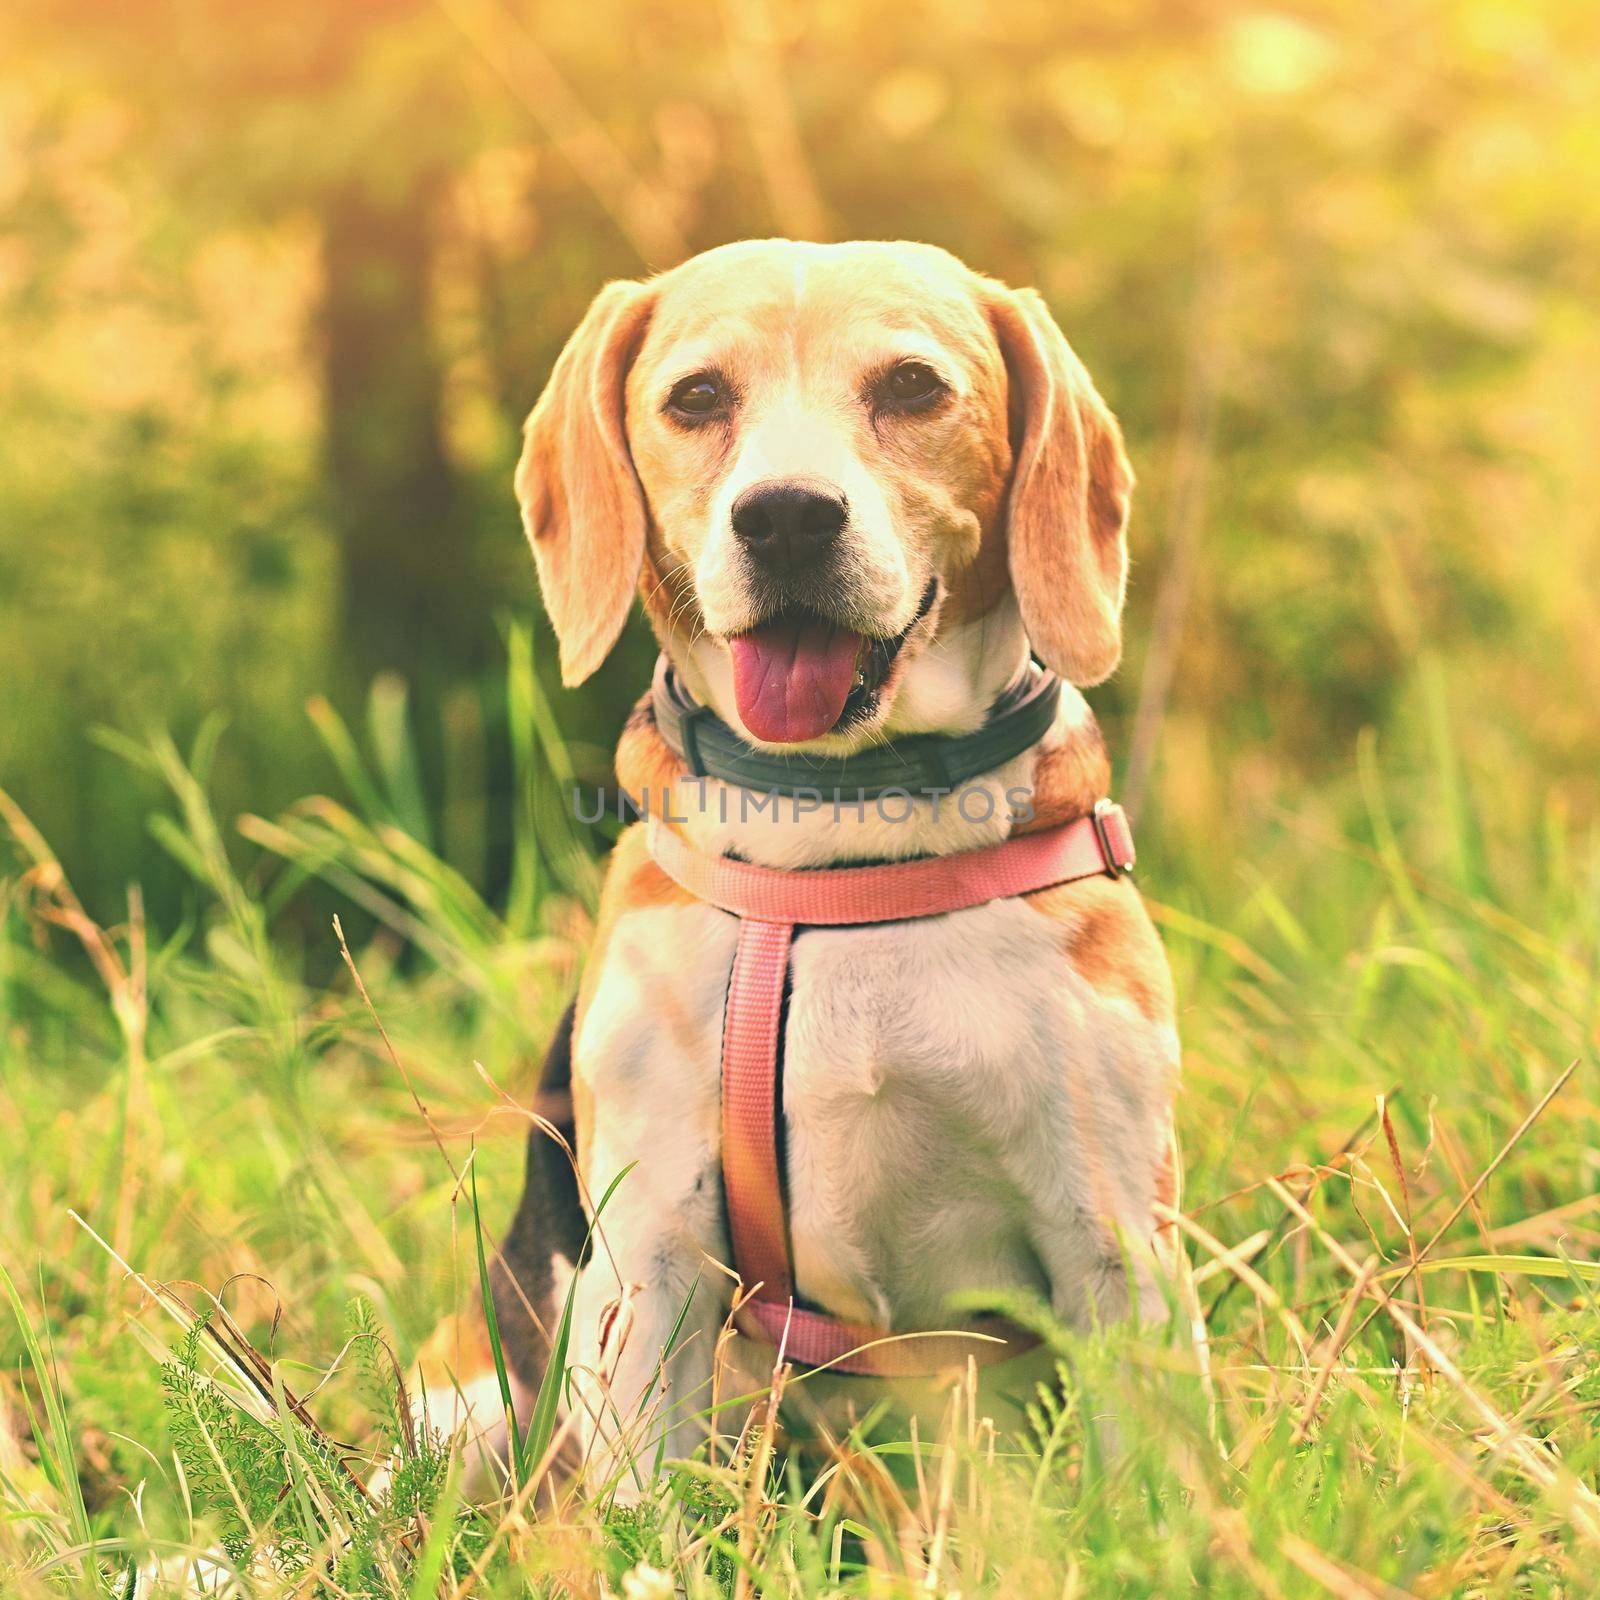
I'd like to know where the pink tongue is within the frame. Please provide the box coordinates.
[729,617,863,743]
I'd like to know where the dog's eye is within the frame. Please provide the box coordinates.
[667,374,725,419]
[880,361,946,410]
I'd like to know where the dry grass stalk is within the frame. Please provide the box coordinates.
[1267,1179,1600,1544]
[1344,1060,1577,1349]
[1294,1255,1378,1444]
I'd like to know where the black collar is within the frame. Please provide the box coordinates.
[650,654,1063,800]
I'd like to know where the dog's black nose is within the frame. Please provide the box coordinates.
[731,479,848,576]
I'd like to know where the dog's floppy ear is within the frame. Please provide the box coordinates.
[986,285,1133,686]
[515,278,656,686]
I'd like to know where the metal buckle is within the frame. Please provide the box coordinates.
[1091,799,1134,877]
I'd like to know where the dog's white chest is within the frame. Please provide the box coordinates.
[784,900,1173,1325]
[579,891,1176,1331]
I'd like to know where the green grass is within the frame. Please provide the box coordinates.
[1,638,1597,1596]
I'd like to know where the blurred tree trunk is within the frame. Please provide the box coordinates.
[322,180,479,689]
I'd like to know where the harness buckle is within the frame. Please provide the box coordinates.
[1091,799,1136,877]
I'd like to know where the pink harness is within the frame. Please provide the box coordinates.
[646,801,1137,1375]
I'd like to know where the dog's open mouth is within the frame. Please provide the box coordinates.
[728,580,937,744]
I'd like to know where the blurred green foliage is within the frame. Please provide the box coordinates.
[2,0,1598,916]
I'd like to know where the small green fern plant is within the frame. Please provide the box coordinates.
[159,1299,488,1594]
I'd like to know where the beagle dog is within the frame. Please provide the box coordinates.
[415,239,1181,1484]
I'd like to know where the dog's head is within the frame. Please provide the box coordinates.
[516,239,1132,748]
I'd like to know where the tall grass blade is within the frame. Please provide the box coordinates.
[367,673,435,850]
[524,1161,638,1483]
[0,1261,95,1574]
[467,1151,528,1488]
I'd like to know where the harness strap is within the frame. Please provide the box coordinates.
[647,804,1137,1377]
[720,917,794,1305]
[648,802,1134,924]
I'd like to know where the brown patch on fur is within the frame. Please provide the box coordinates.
[1024,874,1175,1027]
[941,528,1014,628]
[1013,715,1112,834]
[639,530,700,635]
[615,691,685,811]
[413,1306,498,1398]
[607,823,693,916]
[933,318,1015,628]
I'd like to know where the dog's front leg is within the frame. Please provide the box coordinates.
[563,1129,730,1498]
[1011,1091,1174,1332]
